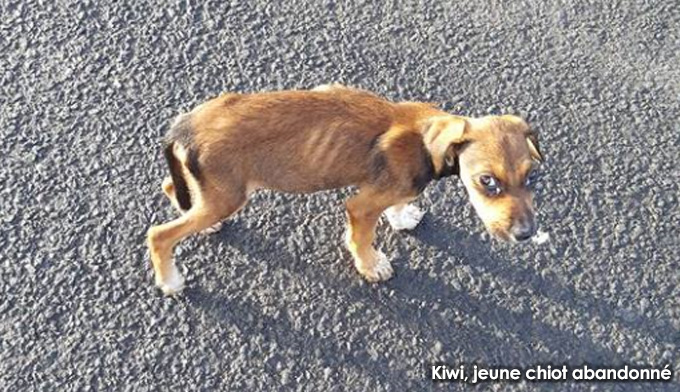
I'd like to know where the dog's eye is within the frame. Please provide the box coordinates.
[480,175,501,195]
[525,170,539,187]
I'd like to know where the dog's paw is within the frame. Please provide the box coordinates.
[155,268,185,295]
[356,250,394,283]
[384,204,425,231]
[200,221,223,235]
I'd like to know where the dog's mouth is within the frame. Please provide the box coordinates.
[486,226,513,242]
[487,225,548,244]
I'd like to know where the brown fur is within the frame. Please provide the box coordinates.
[147,85,542,295]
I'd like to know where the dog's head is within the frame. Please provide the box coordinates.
[423,114,543,242]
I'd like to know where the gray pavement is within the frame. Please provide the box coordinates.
[1,0,679,391]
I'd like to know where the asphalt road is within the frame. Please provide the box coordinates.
[1,0,679,391]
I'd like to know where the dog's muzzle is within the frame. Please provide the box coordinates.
[510,218,537,242]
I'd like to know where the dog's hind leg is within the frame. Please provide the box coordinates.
[161,176,224,234]
[148,186,247,295]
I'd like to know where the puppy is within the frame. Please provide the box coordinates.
[147,85,543,294]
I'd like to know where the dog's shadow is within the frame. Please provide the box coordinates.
[413,215,679,350]
[184,211,676,387]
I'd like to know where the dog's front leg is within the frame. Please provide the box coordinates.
[345,187,405,282]
[148,186,247,295]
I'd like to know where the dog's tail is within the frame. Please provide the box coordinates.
[163,113,196,211]
[163,142,192,210]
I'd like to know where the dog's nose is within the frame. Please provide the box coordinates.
[511,220,536,242]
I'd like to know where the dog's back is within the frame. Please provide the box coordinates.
[177,90,401,193]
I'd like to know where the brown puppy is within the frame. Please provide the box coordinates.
[147,85,543,294]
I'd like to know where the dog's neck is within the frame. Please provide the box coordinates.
[436,157,459,179]
[421,149,459,187]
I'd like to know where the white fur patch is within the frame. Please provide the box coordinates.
[384,204,425,231]
[344,227,354,250]
[532,230,550,244]
[171,112,190,128]
[201,221,223,235]
[172,141,188,162]
[156,267,185,295]
[357,250,393,282]
[311,83,345,92]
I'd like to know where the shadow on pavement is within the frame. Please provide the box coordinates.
[179,214,664,388]
[417,216,679,354]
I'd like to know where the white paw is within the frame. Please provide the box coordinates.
[384,204,425,231]
[201,221,223,235]
[155,267,185,295]
[356,250,394,283]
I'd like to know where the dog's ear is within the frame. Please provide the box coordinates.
[422,116,468,176]
[501,115,543,163]
[525,130,543,163]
